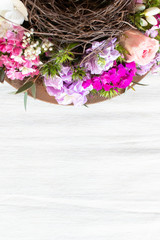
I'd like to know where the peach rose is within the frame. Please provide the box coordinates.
[119,30,159,65]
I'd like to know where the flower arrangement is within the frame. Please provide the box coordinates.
[0,0,160,108]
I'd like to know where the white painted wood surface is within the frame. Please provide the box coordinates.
[0,73,160,240]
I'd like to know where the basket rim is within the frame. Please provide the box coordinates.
[4,74,147,105]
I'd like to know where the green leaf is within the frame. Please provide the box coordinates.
[147,0,160,7]
[41,62,61,77]
[90,89,98,95]
[16,81,34,94]
[83,104,88,108]
[115,43,129,55]
[131,86,136,91]
[9,91,16,94]
[132,81,148,86]
[99,88,119,98]
[24,91,28,111]
[0,68,5,83]
[66,43,79,50]
[31,83,36,99]
[72,66,86,80]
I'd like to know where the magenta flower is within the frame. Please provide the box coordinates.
[82,62,137,92]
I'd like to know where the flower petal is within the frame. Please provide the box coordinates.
[12,0,28,20]
[0,0,13,11]
[146,15,158,25]
[144,7,160,16]
[4,9,24,24]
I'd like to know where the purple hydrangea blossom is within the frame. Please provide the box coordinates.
[54,81,92,106]
[145,15,160,38]
[82,38,120,75]
[145,26,159,38]
[44,66,72,90]
[44,66,92,106]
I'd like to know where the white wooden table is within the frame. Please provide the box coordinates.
[0,73,160,240]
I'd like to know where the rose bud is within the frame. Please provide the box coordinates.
[119,30,159,65]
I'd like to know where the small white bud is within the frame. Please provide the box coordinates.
[146,15,158,25]
[48,42,53,47]
[140,18,148,26]
[144,7,160,16]
[135,4,146,12]
[24,32,30,38]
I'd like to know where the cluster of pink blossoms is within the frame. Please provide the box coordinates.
[82,62,137,92]
[0,23,41,80]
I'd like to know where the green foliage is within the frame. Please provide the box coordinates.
[147,0,160,7]
[115,44,129,63]
[16,81,34,94]
[24,91,28,111]
[31,83,36,99]
[99,88,119,98]
[129,14,148,32]
[155,30,160,42]
[0,67,5,83]
[129,0,160,32]
[132,81,148,86]
[90,88,119,99]
[41,46,75,77]
[66,43,79,51]
[54,49,74,64]
[72,66,86,80]
[116,44,129,55]
[130,86,136,91]
[90,89,97,95]
[41,62,61,77]
[83,104,88,108]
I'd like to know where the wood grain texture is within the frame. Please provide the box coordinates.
[0,73,160,240]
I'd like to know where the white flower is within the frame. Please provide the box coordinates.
[20,67,36,75]
[11,54,25,64]
[0,0,28,25]
[144,7,160,17]
[135,4,146,12]
[146,15,158,25]
[140,18,148,26]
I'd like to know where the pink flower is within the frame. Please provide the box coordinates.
[120,30,159,65]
